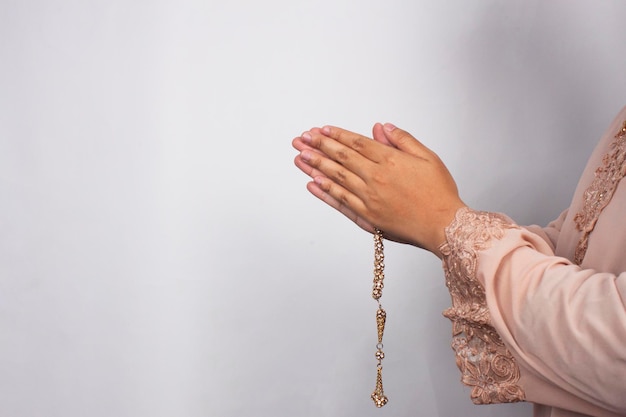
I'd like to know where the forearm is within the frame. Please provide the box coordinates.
[440,207,626,416]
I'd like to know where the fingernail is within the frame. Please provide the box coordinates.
[322,126,331,135]
[383,123,396,132]
[300,150,312,162]
[301,132,312,144]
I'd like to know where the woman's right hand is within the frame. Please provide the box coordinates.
[292,122,466,257]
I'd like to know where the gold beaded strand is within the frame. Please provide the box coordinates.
[371,228,388,408]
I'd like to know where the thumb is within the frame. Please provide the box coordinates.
[372,122,396,147]
[382,123,429,158]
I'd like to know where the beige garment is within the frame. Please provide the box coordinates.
[439,106,626,417]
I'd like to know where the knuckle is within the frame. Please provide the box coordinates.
[365,190,382,208]
[370,170,387,186]
[334,129,348,142]
[336,149,349,162]
[382,152,398,168]
[308,132,325,149]
[335,169,347,185]
[395,133,412,147]
[351,137,365,151]
[318,179,332,192]
[339,192,350,207]
[306,153,321,168]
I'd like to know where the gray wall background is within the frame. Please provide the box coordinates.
[1,1,625,416]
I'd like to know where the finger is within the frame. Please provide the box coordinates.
[292,128,328,153]
[294,153,327,178]
[291,127,321,151]
[298,147,367,194]
[301,130,378,180]
[293,136,329,178]
[372,122,396,147]
[382,123,431,159]
[319,125,385,163]
[292,136,329,156]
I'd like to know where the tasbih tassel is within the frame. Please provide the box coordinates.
[371,229,388,407]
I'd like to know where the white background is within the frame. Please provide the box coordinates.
[1,1,625,416]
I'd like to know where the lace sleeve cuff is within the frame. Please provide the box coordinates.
[438,207,526,404]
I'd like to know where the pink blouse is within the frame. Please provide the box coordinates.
[439,106,626,417]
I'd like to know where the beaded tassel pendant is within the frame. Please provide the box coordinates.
[371,229,388,408]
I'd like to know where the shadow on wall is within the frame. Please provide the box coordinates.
[452,0,625,226]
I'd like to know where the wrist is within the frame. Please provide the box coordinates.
[428,203,468,258]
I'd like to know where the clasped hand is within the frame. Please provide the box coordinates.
[292,122,466,257]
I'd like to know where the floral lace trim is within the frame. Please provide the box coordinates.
[573,120,626,265]
[439,207,526,404]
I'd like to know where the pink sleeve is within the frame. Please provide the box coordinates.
[439,207,626,417]
[524,209,569,252]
